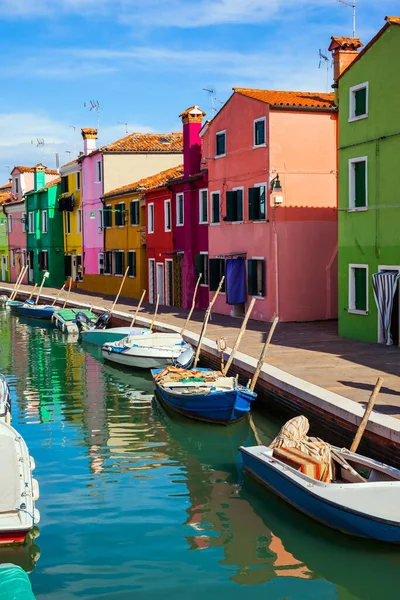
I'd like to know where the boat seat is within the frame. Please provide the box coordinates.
[0,436,19,513]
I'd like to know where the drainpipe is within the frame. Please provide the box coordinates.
[272,205,280,318]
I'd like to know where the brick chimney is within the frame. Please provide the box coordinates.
[179,106,206,178]
[328,36,364,83]
[81,127,98,155]
[33,163,46,191]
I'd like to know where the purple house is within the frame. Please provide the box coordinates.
[169,106,209,311]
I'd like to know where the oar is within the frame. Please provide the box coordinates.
[51,284,65,306]
[350,377,384,454]
[223,297,256,376]
[110,266,129,313]
[180,273,202,336]
[28,284,37,301]
[63,276,72,309]
[10,264,27,300]
[193,276,225,368]
[149,293,159,331]
[249,316,279,391]
[130,289,146,327]
[35,271,49,305]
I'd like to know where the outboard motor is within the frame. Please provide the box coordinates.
[75,311,93,332]
[173,345,195,370]
[94,311,112,330]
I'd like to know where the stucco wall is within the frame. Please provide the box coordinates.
[103,153,183,194]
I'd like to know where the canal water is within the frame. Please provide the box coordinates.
[0,310,399,599]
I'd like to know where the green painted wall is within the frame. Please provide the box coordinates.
[26,182,65,289]
[0,211,9,282]
[338,24,400,342]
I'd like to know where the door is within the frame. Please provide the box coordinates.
[28,251,34,283]
[1,255,7,281]
[391,286,399,346]
[71,255,77,281]
[165,260,173,306]
[376,267,400,346]
[156,263,165,305]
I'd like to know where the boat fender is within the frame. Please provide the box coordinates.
[30,456,36,471]
[33,508,40,525]
[32,478,40,502]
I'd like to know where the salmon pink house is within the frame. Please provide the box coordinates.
[200,88,338,322]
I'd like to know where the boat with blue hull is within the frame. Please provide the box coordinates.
[240,444,400,543]
[16,301,56,320]
[152,367,257,424]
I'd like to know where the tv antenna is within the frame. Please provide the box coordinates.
[117,121,129,135]
[337,0,356,38]
[203,86,224,115]
[318,49,331,91]
[31,138,45,148]
[84,100,101,130]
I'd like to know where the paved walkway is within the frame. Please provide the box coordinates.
[3,283,400,418]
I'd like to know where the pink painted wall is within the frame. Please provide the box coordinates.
[80,153,104,275]
[204,92,337,322]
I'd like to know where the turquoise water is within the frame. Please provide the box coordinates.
[0,310,400,599]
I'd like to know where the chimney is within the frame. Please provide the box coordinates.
[81,127,98,155]
[328,36,363,83]
[179,106,206,178]
[33,163,46,191]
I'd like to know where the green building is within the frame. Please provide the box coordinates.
[0,183,11,282]
[332,17,400,346]
[25,165,64,289]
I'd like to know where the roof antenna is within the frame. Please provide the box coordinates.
[203,86,224,115]
[318,49,331,92]
[337,0,356,38]
[84,100,101,132]
[117,121,129,135]
[31,138,46,161]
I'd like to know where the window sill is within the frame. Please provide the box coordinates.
[253,219,268,223]
[164,229,172,233]
[348,114,368,123]
[348,206,368,212]
[232,221,244,225]
[250,295,265,300]
[210,222,220,226]
[348,309,368,316]
[214,154,226,159]
[148,231,154,235]
[200,284,209,288]
[128,275,136,279]
[199,221,208,225]
[252,143,267,149]
[114,274,123,277]
[176,223,184,227]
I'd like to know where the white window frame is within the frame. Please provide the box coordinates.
[41,210,48,233]
[112,250,124,276]
[199,189,208,224]
[22,213,26,233]
[65,211,71,235]
[10,249,15,268]
[348,156,368,211]
[28,212,34,234]
[215,129,226,158]
[165,258,173,306]
[148,203,154,234]
[104,204,112,228]
[41,250,49,271]
[210,190,220,225]
[7,215,12,233]
[130,200,140,226]
[128,250,136,278]
[176,193,184,226]
[98,209,103,232]
[200,251,209,287]
[253,182,268,221]
[249,256,266,299]
[253,117,266,147]
[96,160,102,183]
[149,258,155,303]
[232,186,245,224]
[77,209,82,234]
[76,171,81,191]
[98,251,104,275]
[349,81,369,122]
[348,263,369,315]
[164,199,171,232]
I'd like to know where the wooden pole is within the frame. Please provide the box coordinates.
[180,273,202,336]
[110,266,129,312]
[10,265,28,300]
[51,284,65,306]
[193,276,225,368]
[63,277,72,309]
[28,284,37,301]
[350,377,384,454]
[223,298,256,376]
[250,316,279,391]
[130,289,146,327]
[149,293,159,331]
[35,272,49,305]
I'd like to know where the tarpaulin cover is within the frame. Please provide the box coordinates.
[0,565,36,600]
[226,258,246,305]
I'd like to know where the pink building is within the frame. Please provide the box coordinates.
[5,164,58,283]
[201,88,338,322]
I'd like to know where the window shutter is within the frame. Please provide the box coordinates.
[248,259,256,296]
[132,252,136,277]
[135,201,139,225]
[121,203,125,225]
[354,162,366,207]
[209,259,219,291]
[225,191,237,221]
[354,268,367,311]
[260,260,266,296]
[248,188,259,220]
[212,193,220,223]
[355,88,367,116]
[237,189,243,221]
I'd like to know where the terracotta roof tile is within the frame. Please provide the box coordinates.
[233,88,335,109]
[0,183,11,191]
[11,164,58,175]
[60,159,78,169]
[386,16,400,25]
[100,132,183,153]
[0,190,11,204]
[329,36,363,50]
[102,164,184,199]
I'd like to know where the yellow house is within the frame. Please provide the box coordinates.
[59,159,82,283]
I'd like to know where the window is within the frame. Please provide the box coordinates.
[225,188,244,222]
[211,192,220,224]
[349,82,368,121]
[254,117,266,146]
[176,193,184,226]
[76,171,81,190]
[115,203,125,227]
[249,184,266,220]
[13,178,19,194]
[195,253,209,286]
[199,189,208,224]
[130,200,139,226]
[216,131,226,156]
[61,176,68,194]
[149,259,155,303]
[7,215,12,233]
[38,250,48,271]
[248,259,265,297]
[349,157,368,209]
[165,259,173,306]
[128,251,137,277]
[10,250,15,268]
[209,258,225,292]
[104,205,112,228]
[28,212,34,234]
[77,209,82,233]
[22,213,26,233]
[104,251,112,275]
[98,209,103,232]
[349,264,368,313]
[148,203,154,234]
[96,160,102,182]
[164,200,171,232]
[98,252,104,275]
[41,210,48,233]
[65,211,71,234]
[113,250,124,275]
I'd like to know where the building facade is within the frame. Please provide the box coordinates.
[0,183,11,282]
[201,88,338,322]
[332,17,400,344]
[59,159,83,284]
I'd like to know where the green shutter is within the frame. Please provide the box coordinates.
[121,203,125,225]
[355,87,367,117]
[237,189,243,221]
[130,202,134,225]
[248,188,259,220]
[209,259,219,291]
[225,191,237,221]
[354,161,366,208]
[212,193,220,223]
[248,260,256,296]
[354,268,367,311]
[135,201,139,225]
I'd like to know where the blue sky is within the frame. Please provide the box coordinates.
[0,0,398,179]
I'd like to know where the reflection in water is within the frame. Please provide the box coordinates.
[0,312,397,599]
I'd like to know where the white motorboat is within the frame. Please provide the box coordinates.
[0,375,11,424]
[102,332,194,370]
[0,421,40,544]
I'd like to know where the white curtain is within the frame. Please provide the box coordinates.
[372,271,400,345]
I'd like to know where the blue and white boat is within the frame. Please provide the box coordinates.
[152,367,257,424]
[81,326,150,346]
[6,299,24,312]
[240,444,400,543]
[0,375,11,424]
[16,300,56,320]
